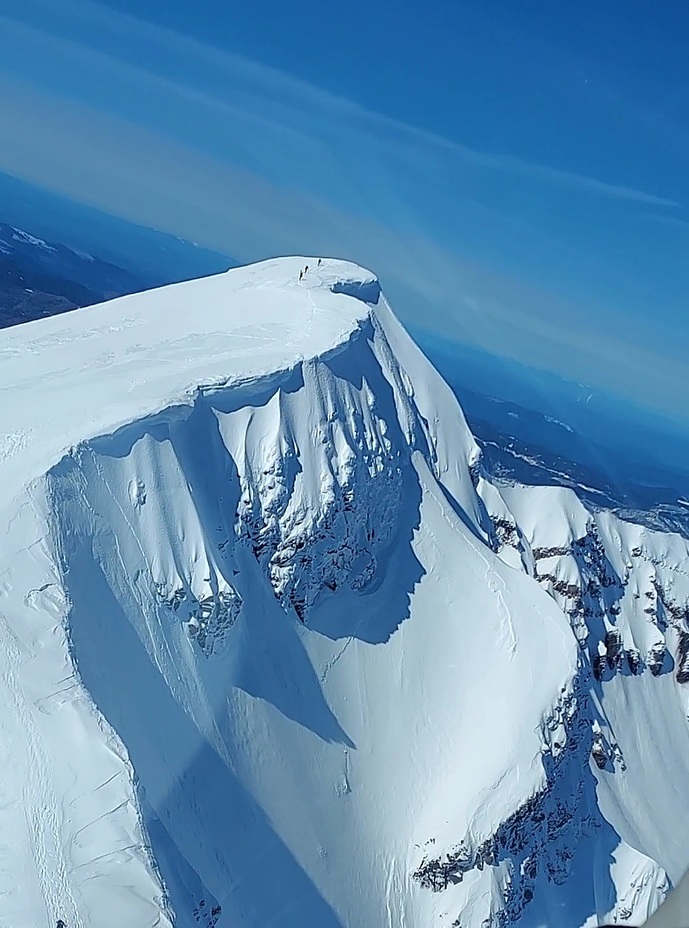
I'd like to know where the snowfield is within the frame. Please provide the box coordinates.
[0,257,688,928]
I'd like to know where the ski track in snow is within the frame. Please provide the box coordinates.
[432,474,518,656]
[0,614,83,928]
[318,637,353,685]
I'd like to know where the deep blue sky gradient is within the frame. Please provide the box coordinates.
[1,0,688,423]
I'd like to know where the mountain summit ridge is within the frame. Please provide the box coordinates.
[0,258,379,502]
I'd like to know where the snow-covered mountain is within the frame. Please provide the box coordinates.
[0,257,687,928]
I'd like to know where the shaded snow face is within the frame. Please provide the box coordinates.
[37,284,582,928]
[2,259,689,928]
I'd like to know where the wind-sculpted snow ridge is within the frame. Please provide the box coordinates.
[0,257,688,928]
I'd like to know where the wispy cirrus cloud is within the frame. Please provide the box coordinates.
[0,0,680,211]
[0,0,687,419]
[648,213,689,231]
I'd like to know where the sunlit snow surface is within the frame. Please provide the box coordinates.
[0,258,687,928]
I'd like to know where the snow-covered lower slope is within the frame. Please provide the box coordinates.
[0,257,687,928]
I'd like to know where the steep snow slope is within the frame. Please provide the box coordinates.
[0,257,687,928]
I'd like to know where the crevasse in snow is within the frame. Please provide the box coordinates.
[0,257,687,928]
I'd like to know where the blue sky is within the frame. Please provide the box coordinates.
[1,0,688,423]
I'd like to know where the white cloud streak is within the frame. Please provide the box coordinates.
[0,0,680,209]
[0,0,686,416]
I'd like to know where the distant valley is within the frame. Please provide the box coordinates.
[0,220,146,328]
